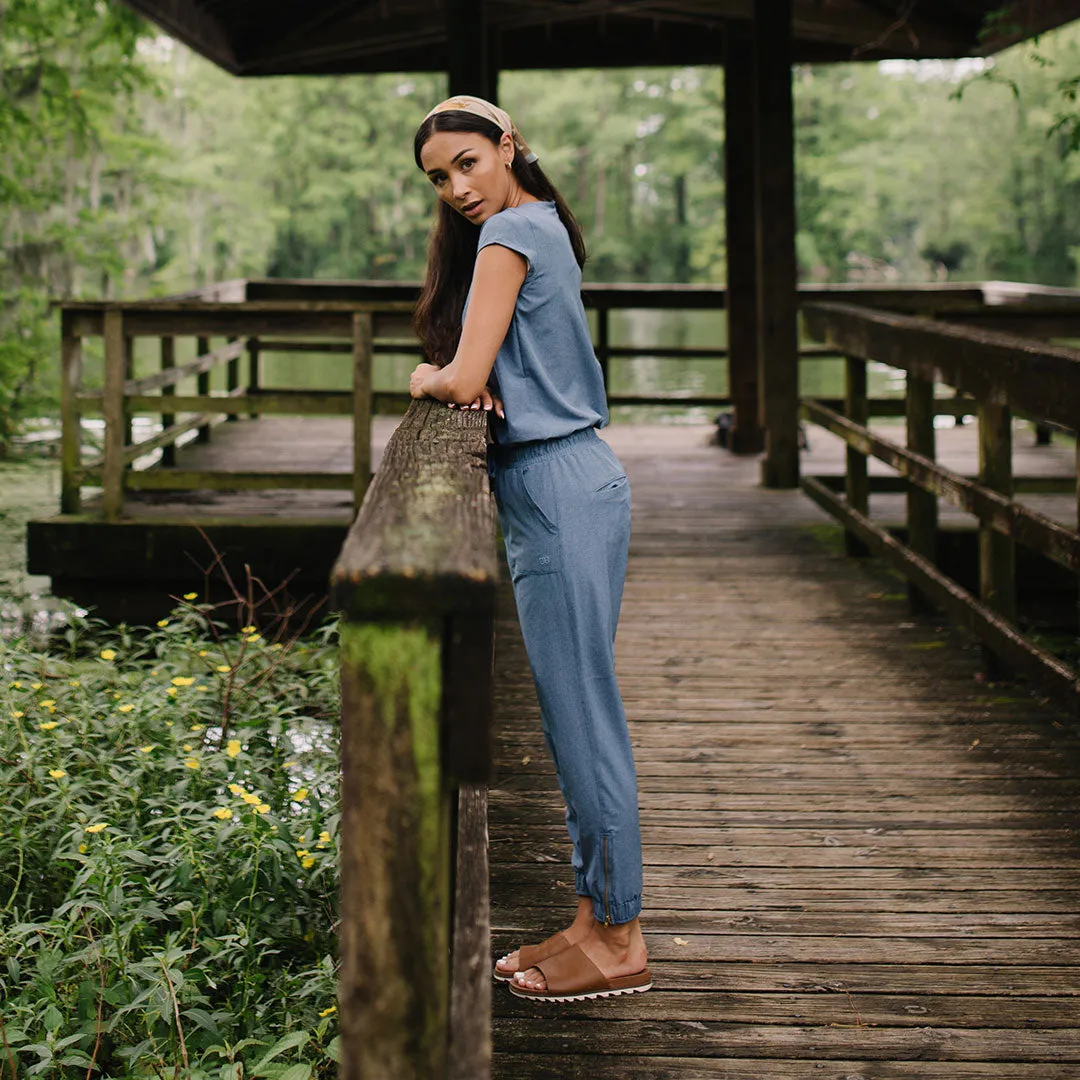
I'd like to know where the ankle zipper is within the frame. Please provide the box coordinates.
[603,835,611,925]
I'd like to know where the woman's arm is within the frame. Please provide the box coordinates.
[410,243,527,406]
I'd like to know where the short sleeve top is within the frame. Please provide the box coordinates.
[472,200,608,445]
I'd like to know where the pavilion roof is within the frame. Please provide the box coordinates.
[119,0,1080,74]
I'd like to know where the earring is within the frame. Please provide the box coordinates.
[505,161,511,170]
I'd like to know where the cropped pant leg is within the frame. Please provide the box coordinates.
[491,427,642,925]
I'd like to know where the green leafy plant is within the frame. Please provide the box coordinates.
[0,599,342,1079]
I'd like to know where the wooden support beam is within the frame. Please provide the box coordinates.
[724,22,764,455]
[754,0,800,488]
[226,335,240,421]
[196,336,212,443]
[160,337,177,467]
[843,356,868,556]
[248,337,261,419]
[978,401,1016,678]
[60,311,83,514]
[446,0,496,101]
[595,306,610,390]
[906,372,938,613]
[101,310,126,521]
[353,313,374,514]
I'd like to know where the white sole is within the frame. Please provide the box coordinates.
[508,981,652,1003]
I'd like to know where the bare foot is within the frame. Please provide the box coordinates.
[494,895,595,978]
[512,916,648,993]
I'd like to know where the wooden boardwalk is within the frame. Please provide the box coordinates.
[489,424,1080,1078]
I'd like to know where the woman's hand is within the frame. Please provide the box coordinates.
[448,385,505,418]
[409,362,441,400]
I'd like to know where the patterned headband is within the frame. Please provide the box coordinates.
[424,95,539,164]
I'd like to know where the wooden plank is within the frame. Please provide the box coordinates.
[801,478,1077,713]
[803,302,1080,432]
[247,337,260,419]
[196,336,211,443]
[60,310,82,514]
[979,401,1017,679]
[127,338,243,395]
[352,312,373,513]
[802,400,1080,574]
[160,337,177,467]
[118,470,354,492]
[330,401,497,621]
[448,784,491,1080]
[338,621,450,1080]
[101,310,126,520]
[226,334,239,420]
[754,0,800,488]
[85,392,356,416]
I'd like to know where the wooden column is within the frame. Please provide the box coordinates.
[101,310,126,521]
[754,0,800,488]
[978,401,1016,678]
[906,372,938,612]
[226,335,239,421]
[844,355,869,556]
[60,311,83,514]
[724,22,764,454]
[196,336,211,443]
[248,337,261,419]
[161,337,177,468]
[352,313,373,514]
[446,0,497,101]
[595,305,610,391]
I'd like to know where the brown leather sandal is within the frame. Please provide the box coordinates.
[507,942,652,1002]
[492,930,571,982]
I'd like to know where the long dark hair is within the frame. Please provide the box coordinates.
[413,110,586,367]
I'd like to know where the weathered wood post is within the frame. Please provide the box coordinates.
[906,371,938,612]
[978,401,1016,677]
[60,309,83,514]
[161,337,177,467]
[196,335,212,442]
[352,313,373,514]
[595,304,610,392]
[247,336,261,419]
[843,355,869,555]
[724,21,765,454]
[101,309,127,521]
[226,335,240,420]
[331,401,497,1080]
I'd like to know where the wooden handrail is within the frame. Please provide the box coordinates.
[330,400,496,1080]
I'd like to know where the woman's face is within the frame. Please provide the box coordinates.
[419,128,515,226]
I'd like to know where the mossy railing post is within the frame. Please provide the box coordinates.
[331,400,497,1080]
[60,309,83,514]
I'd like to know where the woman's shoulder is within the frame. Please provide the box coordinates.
[482,200,557,235]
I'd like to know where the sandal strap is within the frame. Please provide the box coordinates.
[534,943,608,995]
[518,931,570,970]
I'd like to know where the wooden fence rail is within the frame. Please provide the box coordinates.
[802,301,1080,714]
[329,400,497,1080]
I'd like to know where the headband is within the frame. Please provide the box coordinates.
[424,95,539,164]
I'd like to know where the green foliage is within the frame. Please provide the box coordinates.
[0,604,342,1079]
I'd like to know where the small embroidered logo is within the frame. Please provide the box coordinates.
[538,555,551,566]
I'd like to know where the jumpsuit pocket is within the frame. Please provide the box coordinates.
[595,474,629,498]
[500,467,560,581]
[521,467,559,534]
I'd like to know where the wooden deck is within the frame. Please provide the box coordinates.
[489,423,1080,1078]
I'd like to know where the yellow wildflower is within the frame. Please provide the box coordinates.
[292,788,309,802]
[171,676,195,687]
[10,681,21,688]
[78,843,87,854]
[212,807,233,821]
[165,720,174,727]
[69,680,80,687]
[151,669,158,676]
[270,643,284,651]
[241,625,256,634]
[166,688,177,697]
[245,634,261,644]
[40,699,55,709]
[100,650,116,661]
[11,711,23,720]
[190,724,205,732]
[84,823,107,834]
[183,592,198,601]
[228,783,245,796]
[157,619,169,628]
[198,650,208,658]
[117,704,135,714]
[38,721,59,731]
[296,849,310,858]
[216,664,231,673]
[318,830,331,846]
[241,792,261,805]
[197,686,209,693]
[183,758,200,770]
[255,803,271,814]
[282,761,298,769]
[183,744,193,752]
[113,693,122,700]
[301,856,315,869]
[319,1005,336,1018]
[31,682,42,690]
[226,740,242,758]
[49,768,66,779]
[139,746,154,753]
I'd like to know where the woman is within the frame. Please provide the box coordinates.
[409,96,649,1003]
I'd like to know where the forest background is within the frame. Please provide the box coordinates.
[2,0,1080,453]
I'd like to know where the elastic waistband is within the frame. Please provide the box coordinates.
[488,425,599,470]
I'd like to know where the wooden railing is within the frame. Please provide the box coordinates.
[330,400,497,1080]
[801,302,1080,715]
[59,299,414,519]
